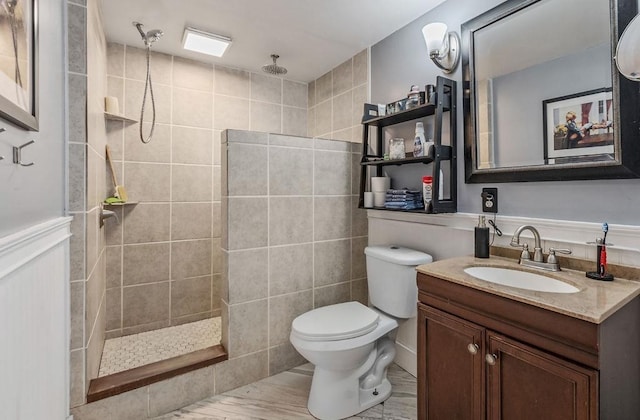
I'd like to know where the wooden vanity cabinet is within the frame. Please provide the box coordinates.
[418,305,485,419]
[417,272,640,420]
[486,331,596,420]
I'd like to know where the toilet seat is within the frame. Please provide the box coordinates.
[291,302,379,341]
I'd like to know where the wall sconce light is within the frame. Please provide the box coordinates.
[615,14,640,80]
[422,22,460,73]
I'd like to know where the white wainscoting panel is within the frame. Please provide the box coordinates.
[0,217,72,420]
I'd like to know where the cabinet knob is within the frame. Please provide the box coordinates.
[467,343,479,355]
[485,353,498,365]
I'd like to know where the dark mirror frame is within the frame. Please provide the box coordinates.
[462,0,640,183]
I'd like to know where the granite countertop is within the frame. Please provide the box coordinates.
[416,255,640,324]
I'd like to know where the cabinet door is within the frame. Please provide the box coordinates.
[418,305,485,420]
[486,332,598,420]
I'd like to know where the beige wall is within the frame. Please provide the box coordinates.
[221,130,369,377]
[308,49,369,142]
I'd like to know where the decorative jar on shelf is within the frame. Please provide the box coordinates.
[389,137,406,160]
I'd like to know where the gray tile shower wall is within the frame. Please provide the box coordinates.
[308,49,369,142]
[73,5,372,418]
[103,43,309,340]
[222,130,369,378]
[68,0,110,408]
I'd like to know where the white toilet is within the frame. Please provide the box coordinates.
[290,245,433,420]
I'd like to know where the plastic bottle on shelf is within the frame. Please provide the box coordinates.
[422,176,433,211]
[424,137,435,157]
[413,122,426,157]
[406,85,421,109]
[423,170,444,209]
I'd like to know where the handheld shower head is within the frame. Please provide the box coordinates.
[146,29,164,44]
[132,22,163,46]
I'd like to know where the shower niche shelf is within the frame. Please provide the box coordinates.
[103,201,138,207]
[104,112,137,123]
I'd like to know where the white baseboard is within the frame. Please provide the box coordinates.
[394,341,416,378]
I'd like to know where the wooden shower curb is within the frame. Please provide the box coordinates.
[87,344,227,403]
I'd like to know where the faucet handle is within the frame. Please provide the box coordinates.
[547,248,571,264]
[520,243,531,260]
[511,239,532,260]
[549,248,571,254]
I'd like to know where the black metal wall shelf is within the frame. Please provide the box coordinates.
[362,96,451,128]
[361,145,452,167]
[358,76,457,214]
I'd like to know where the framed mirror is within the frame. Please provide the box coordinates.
[462,0,640,183]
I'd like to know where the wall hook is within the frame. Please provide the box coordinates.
[13,139,35,166]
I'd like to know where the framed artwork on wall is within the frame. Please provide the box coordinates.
[543,88,613,162]
[0,0,38,131]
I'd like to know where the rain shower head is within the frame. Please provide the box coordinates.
[133,22,163,46]
[262,54,287,76]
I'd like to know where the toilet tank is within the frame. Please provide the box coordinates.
[364,245,433,318]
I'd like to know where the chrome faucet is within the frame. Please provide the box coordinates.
[511,225,543,262]
[510,225,571,271]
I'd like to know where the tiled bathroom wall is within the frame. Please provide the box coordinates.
[221,130,369,377]
[72,8,369,415]
[68,0,110,408]
[103,43,309,338]
[308,49,369,142]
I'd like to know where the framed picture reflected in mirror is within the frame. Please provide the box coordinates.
[543,88,613,162]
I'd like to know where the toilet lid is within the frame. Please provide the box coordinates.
[291,302,380,341]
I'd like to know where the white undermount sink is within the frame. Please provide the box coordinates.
[463,266,580,294]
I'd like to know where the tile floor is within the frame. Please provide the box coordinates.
[99,317,222,376]
[155,363,417,419]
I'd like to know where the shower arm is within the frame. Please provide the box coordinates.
[133,22,146,40]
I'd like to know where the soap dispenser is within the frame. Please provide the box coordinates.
[475,215,490,258]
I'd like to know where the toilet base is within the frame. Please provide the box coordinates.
[308,370,392,420]
[307,337,396,420]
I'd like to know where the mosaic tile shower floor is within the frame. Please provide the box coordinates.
[99,317,222,377]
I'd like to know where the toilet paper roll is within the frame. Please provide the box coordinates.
[105,96,120,115]
[363,192,374,208]
[371,177,390,192]
[373,192,386,208]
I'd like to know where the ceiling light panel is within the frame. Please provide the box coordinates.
[182,27,232,57]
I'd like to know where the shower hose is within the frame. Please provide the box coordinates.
[139,46,157,144]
